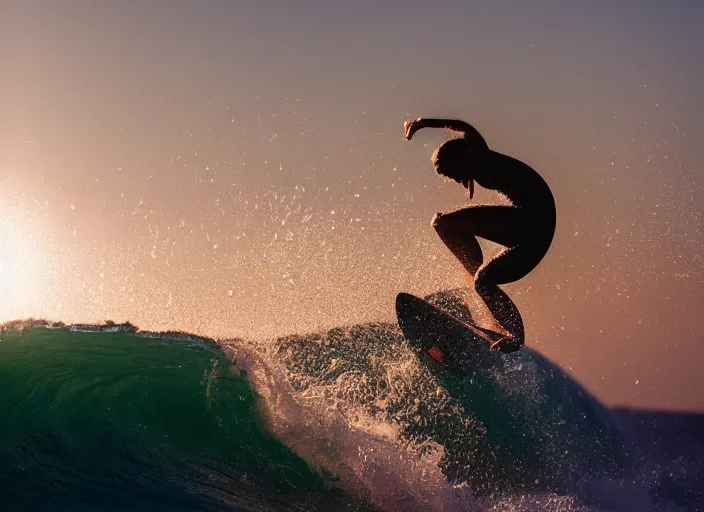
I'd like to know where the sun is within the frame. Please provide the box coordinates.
[0,246,17,289]
[0,237,19,317]
[0,212,49,322]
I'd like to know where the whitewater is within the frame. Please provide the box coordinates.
[1,290,701,511]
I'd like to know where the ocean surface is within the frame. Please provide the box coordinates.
[1,292,702,511]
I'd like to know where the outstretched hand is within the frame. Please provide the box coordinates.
[404,118,423,140]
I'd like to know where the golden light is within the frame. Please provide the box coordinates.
[0,205,50,322]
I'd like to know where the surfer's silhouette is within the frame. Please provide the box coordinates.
[404,118,556,353]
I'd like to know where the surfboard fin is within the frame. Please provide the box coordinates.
[427,346,445,364]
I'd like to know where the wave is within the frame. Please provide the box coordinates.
[1,294,702,511]
[0,323,370,511]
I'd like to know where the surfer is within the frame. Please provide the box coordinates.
[404,118,556,353]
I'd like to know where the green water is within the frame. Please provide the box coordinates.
[0,326,373,511]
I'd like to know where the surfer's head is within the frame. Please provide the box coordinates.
[432,138,476,196]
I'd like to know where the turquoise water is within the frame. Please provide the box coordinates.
[0,326,372,511]
[1,316,700,511]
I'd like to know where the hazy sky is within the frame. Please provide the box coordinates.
[1,1,702,410]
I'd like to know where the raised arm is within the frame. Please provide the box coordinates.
[404,118,488,149]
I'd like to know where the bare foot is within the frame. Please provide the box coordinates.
[490,335,522,353]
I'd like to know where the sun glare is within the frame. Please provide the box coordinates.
[0,209,49,322]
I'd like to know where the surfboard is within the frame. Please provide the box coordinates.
[396,292,502,373]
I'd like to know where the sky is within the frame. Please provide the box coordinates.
[0,0,702,410]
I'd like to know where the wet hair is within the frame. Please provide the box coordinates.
[431,137,471,180]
